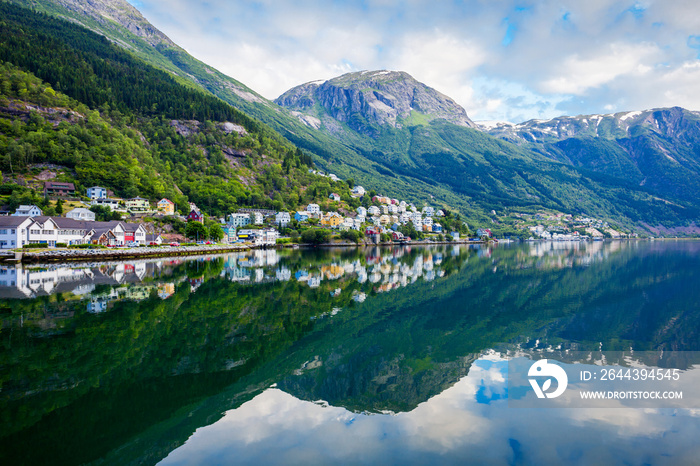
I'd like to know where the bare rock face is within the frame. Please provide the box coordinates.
[276,71,475,136]
[50,0,176,47]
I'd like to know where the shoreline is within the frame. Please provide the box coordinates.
[2,237,678,265]
[1,239,484,264]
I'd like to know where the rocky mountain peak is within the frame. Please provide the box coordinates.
[276,70,475,134]
[34,0,176,47]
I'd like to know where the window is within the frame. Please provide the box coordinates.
[0,229,6,235]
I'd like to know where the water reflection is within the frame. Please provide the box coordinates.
[161,353,700,465]
[1,240,699,465]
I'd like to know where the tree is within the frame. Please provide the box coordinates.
[301,228,331,244]
[340,229,360,243]
[185,220,208,241]
[55,199,63,215]
[90,205,121,221]
[208,223,224,242]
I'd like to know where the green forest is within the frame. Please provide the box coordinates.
[0,2,354,217]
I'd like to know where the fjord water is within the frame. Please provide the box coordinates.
[1,241,699,465]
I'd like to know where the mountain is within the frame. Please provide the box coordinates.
[482,107,700,206]
[277,70,700,231]
[276,70,475,137]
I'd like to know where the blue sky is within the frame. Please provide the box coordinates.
[126,0,700,122]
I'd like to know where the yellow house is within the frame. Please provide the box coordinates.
[321,213,343,228]
[157,198,175,215]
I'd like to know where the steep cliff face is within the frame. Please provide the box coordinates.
[276,70,475,136]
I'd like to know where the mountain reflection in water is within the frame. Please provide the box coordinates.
[1,241,698,465]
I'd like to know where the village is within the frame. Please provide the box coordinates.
[0,173,632,253]
[0,176,471,251]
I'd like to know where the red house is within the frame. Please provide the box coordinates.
[187,210,203,223]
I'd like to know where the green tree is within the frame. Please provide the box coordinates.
[208,223,224,242]
[185,220,208,241]
[301,228,331,244]
[89,205,122,221]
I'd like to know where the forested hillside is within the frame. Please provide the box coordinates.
[0,2,352,217]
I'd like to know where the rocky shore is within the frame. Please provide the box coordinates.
[0,239,484,264]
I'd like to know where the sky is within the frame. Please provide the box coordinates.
[126,0,700,123]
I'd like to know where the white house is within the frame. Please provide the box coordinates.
[423,206,435,217]
[0,217,33,249]
[12,205,42,217]
[329,193,341,202]
[50,217,90,245]
[86,186,107,200]
[357,206,367,217]
[351,186,366,197]
[342,217,354,230]
[367,206,380,216]
[253,212,264,225]
[228,213,251,228]
[66,208,96,222]
[275,212,291,227]
[307,204,321,214]
[91,198,121,211]
[26,217,60,247]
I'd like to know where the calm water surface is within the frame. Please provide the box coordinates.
[1,241,699,465]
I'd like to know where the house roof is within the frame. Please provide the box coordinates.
[16,205,40,211]
[44,182,75,189]
[66,208,93,215]
[27,216,59,229]
[0,216,34,227]
[34,216,90,229]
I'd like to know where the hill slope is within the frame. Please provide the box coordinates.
[0,3,354,219]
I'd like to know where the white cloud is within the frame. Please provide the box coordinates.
[127,0,700,122]
[540,43,661,95]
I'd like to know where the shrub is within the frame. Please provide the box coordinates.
[55,243,67,248]
[23,243,48,249]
